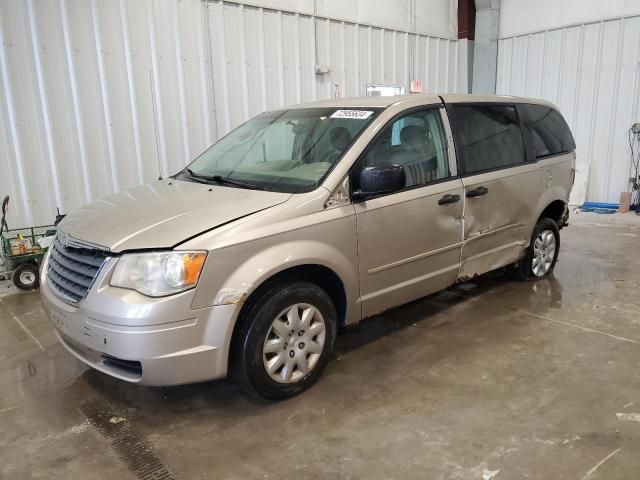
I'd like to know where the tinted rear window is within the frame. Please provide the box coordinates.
[520,104,575,158]
[453,105,526,174]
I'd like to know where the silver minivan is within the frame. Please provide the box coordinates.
[41,94,575,399]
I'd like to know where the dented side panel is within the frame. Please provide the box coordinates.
[459,162,542,278]
[458,152,574,279]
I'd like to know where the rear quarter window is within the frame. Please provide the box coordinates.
[519,104,576,159]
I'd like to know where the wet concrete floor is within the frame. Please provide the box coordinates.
[1,211,640,479]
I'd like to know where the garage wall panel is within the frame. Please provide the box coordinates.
[298,15,316,103]
[0,0,464,227]
[2,1,56,226]
[0,63,29,225]
[497,15,640,204]
[125,0,163,184]
[97,0,140,190]
[35,0,86,210]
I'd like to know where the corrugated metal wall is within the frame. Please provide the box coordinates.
[497,15,640,204]
[0,0,463,228]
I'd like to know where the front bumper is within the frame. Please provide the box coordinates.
[40,258,242,386]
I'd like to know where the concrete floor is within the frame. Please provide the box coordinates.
[1,211,640,480]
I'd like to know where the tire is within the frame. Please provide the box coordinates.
[513,217,560,281]
[13,263,40,290]
[232,281,337,400]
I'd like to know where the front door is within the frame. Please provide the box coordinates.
[353,107,464,318]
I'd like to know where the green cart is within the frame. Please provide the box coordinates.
[0,196,56,290]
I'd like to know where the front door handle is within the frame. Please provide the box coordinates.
[438,194,461,205]
[466,186,489,198]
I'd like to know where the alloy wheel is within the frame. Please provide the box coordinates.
[532,229,556,276]
[262,303,326,383]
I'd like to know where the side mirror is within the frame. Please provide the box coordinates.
[354,163,406,200]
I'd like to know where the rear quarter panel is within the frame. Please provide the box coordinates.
[535,152,575,215]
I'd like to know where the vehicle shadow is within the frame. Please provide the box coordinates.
[81,272,511,414]
[334,273,508,357]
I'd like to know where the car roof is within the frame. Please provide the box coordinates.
[287,93,558,110]
[439,93,558,109]
[289,94,441,109]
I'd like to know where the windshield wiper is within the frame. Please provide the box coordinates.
[185,168,263,190]
[184,168,210,184]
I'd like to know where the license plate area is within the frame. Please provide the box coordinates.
[47,305,102,353]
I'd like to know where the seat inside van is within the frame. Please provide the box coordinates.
[362,109,448,187]
[392,125,438,185]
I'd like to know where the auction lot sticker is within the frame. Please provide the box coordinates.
[330,110,374,119]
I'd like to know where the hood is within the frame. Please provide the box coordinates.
[58,179,291,252]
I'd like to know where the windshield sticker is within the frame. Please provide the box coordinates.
[330,110,374,119]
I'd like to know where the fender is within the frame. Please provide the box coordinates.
[190,217,360,323]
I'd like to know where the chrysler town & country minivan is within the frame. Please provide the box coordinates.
[41,94,575,399]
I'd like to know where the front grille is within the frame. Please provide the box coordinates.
[47,235,108,303]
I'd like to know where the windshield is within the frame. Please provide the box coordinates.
[179,107,380,193]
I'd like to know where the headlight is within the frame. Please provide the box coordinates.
[110,251,207,297]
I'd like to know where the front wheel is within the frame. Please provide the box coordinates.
[513,217,560,281]
[232,281,337,400]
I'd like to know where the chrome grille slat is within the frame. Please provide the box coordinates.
[48,258,93,288]
[47,268,90,299]
[47,234,108,304]
[48,251,95,279]
[53,239,106,267]
[50,249,97,283]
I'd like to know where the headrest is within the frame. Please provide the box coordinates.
[400,125,425,144]
[329,127,351,149]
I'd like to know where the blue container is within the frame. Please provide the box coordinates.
[582,201,619,210]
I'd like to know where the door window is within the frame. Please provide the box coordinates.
[453,105,526,174]
[520,104,576,159]
[361,109,450,188]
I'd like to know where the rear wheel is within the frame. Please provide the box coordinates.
[513,217,560,281]
[13,263,40,290]
[232,281,337,400]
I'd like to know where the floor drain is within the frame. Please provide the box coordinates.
[80,399,176,480]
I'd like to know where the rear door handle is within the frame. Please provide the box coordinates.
[466,186,489,198]
[438,194,461,205]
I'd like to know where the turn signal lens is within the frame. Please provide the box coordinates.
[165,252,207,287]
